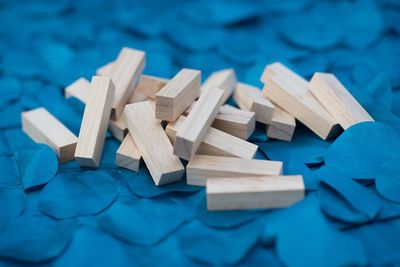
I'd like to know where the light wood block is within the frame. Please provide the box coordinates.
[262,62,339,140]
[110,47,145,119]
[136,75,169,99]
[213,105,255,140]
[187,155,283,186]
[206,175,305,210]
[124,101,184,185]
[128,90,147,104]
[65,77,90,103]
[156,68,200,122]
[201,68,237,103]
[267,106,296,141]
[234,82,275,124]
[309,72,374,130]
[22,107,77,163]
[108,117,128,142]
[166,116,257,159]
[96,61,114,76]
[75,76,115,167]
[116,134,141,171]
[174,87,224,160]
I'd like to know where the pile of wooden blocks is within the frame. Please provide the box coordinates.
[21,47,374,211]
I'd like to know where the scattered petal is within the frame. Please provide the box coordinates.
[376,157,400,202]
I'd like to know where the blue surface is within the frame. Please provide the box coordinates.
[0,0,400,266]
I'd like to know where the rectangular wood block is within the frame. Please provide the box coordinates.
[156,68,201,121]
[187,155,283,186]
[22,107,78,163]
[116,134,141,171]
[110,47,145,119]
[108,117,128,142]
[166,116,257,159]
[174,87,224,160]
[262,62,339,140]
[267,106,296,142]
[212,104,255,140]
[201,68,237,103]
[65,77,90,103]
[124,101,184,185]
[309,72,374,130]
[75,76,115,167]
[136,75,169,99]
[96,61,114,76]
[206,175,305,210]
[234,82,275,124]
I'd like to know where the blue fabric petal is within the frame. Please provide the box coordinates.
[0,185,24,227]
[15,144,58,190]
[0,77,21,109]
[0,103,22,130]
[0,155,20,186]
[98,198,187,246]
[3,128,36,153]
[38,171,118,219]
[288,158,320,190]
[177,220,262,265]
[376,157,400,202]
[0,216,79,263]
[325,122,400,179]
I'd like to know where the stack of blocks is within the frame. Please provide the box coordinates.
[21,47,374,211]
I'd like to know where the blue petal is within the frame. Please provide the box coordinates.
[0,155,20,186]
[0,77,21,109]
[2,128,35,153]
[38,171,118,219]
[0,103,22,130]
[376,157,400,202]
[15,144,58,190]
[0,185,24,227]
[288,158,320,190]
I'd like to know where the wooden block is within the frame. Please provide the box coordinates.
[128,90,148,104]
[212,105,255,140]
[206,175,305,210]
[22,107,78,163]
[124,101,184,185]
[108,117,128,142]
[65,77,90,103]
[166,116,257,159]
[75,76,115,167]
[116,134,141,171]
[175,87,224,160]
[136,75,169,99]
[156,69,201,121]
[201,68,237,103]
[262,62,339,140]
[110,48,145,119]
[187,155,283,186]
[309,73,374,130]
[234,82,275,124]
[96,61,114,76]
[267,106,296,141]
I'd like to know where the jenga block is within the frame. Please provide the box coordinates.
[166,116,257,159]
[206,175,305,210]
[110,48,145,119]
[116,134,141,171]
[175,87,224,160]
[156,69,201,122]
[108,117,128,142]
[96,61,114,76]
[136,75,169,99]
[201,68,237,103]
[234,82,275,124]
[65,77,90,103]
[124,101,184,185]
[186,155,283,186]
[22,107,77,163]
[75,76,115,167]
[267,106,296,142]
[212,105,255,140]
[309,73,374,130]
[262,62,339,140]
[128,90,148,104]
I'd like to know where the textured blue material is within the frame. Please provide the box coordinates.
[0,0,400,266]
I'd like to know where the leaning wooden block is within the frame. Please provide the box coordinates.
[156,68,201,121]
[187,155,283,186]
[116,134,141,171]
[75,76,114,167]
[65,77,90,103]
[136,75,169,99]
[22,107,77,163]
[309,72,374,130]
[212,105,255,140]
[166,116,257,159]
[96,61,114,76]
[175,87,224,160]
[267,106,296,142]
[262,62,339,140]
[206,175,305,210]
[124,101,184,185]
[234,82,275,124]
[108,117,128,142]
[201,68,237,103]
[110,47,145,119]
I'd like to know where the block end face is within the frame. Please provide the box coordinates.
[75,155,100,168]
[174,136,194,161]
[155,168,185,186]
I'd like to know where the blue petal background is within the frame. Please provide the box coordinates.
[0,0,400,266]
